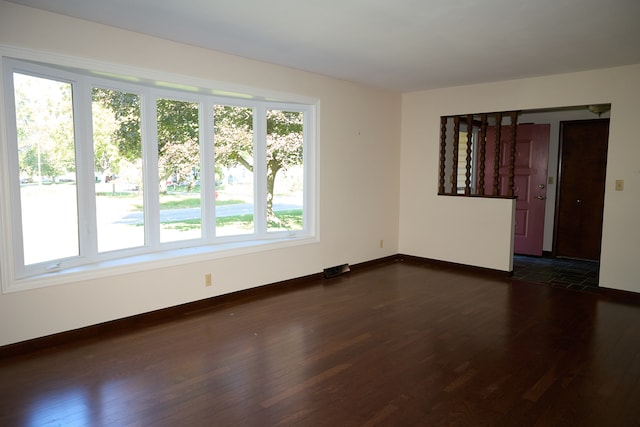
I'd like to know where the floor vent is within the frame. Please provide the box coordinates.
[323,263,351,279]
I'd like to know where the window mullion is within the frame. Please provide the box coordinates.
[254,105,267,236]
[202,99,215,241]
[74,77,98,260]
[303,107,314,233]
[143,90,160,248]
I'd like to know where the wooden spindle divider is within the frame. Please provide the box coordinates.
[452,116,460,194]
[465,114,473,195]
[437,110,520,199]
[493,112,503,196]
[478,114,488,196]
[439,116,447,194]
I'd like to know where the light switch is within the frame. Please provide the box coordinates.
[548,176,554,185]
[615,180,624,191]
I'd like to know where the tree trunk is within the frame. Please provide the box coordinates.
[266,162,281,225]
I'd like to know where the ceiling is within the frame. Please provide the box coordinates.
[7,0,640,92]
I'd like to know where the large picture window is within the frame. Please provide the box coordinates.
[1,56,316,289]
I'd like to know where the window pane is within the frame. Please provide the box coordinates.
[14,73,79,265]
[214,105,254,236]
[157,98,201,243]
[92,88,144,252]
[266,109,303,233]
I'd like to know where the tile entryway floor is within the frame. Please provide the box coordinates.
[513,255,599,292]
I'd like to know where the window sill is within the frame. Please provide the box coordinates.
[3,236,319,294]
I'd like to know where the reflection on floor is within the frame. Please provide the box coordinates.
[512,254,600,293]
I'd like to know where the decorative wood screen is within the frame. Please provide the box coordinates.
[438,111,519,198]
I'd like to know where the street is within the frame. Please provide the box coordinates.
[115,203,301,224]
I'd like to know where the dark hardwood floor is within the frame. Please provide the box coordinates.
[1,259,639,426]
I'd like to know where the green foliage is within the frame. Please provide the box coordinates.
[213,105,254,171]
[157,99,201,184]
[95,192,138,198]
[92,92,304,222]
[14,73,76,181]
[266,110,303,170]
[157,99,199,147]
[92,89,125,176]
[161,218,201,232]
[19,145,38,178]
[156,196,200,210]
[159,208,303,232]
[92,88,142,162]
[119,193,245,211]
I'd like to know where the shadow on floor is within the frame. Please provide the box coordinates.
[512,254,599,293]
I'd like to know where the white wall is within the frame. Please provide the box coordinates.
[0,2,401,346]
[400,65,640,293]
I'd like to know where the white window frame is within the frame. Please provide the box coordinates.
[0,47,318,293]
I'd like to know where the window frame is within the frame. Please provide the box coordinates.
[0,48,318,293]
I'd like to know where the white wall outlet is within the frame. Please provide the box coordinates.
[205,273,212,287]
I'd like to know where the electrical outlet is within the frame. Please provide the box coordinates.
[615,180,624,191]
[205,273,212,287]
[379,239,384,248]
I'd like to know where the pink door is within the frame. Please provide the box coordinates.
[483,124,550,256]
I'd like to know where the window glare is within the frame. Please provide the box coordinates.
[157,98,201,243]
[14,73,79,265]
[214,105,255,237]
[267,109,304,233]
[92,87,144,252]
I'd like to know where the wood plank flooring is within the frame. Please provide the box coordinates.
[1,259,639,426]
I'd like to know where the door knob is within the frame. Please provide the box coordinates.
[536,195,546,200]
[577,199,582,203]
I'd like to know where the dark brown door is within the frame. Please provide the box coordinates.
[554,119,609,261]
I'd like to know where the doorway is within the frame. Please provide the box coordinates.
[554,119,609,261]
[484,124,550,256]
